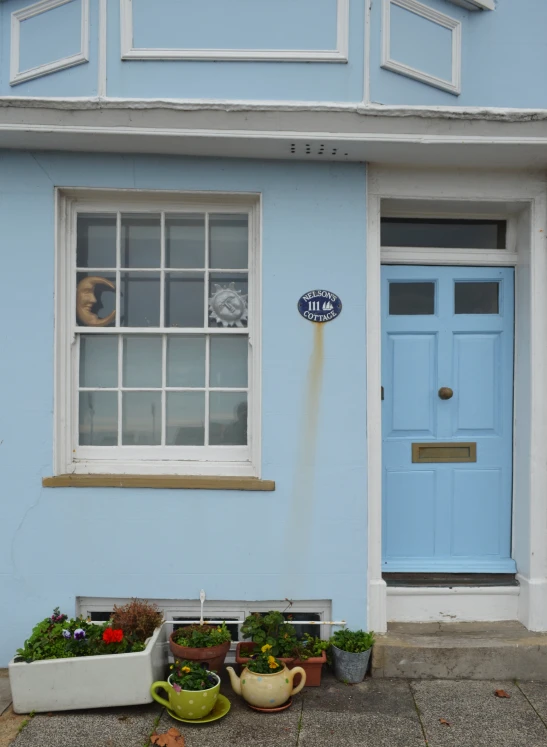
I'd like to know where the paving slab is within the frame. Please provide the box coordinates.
[517,682,547,725]
[411,679,547,747]
[298,673,425,747]
[11,703,161,747]
[0,673,11,716]
[153,678,301,747]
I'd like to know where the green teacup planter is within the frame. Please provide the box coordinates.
[151,661,220,720]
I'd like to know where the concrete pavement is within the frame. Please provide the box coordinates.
[3,670,547,746]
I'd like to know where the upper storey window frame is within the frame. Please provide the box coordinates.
[120,0,349,63]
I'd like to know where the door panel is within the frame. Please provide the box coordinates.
[381,266,515,573]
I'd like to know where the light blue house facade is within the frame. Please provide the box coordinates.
[3,0,547,666]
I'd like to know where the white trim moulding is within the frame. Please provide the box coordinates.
[447,0,494,10]
[10,0,90,86]
[381,0,462,96]
[120,0,349,63]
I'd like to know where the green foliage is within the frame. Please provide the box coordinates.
[241,611,298,658]
[330,629,375,653]
[245,644,284,675]
[169,660,218,691]
[293,634,330,661]
[172,623,231,648]
[110,599,163,644]
[15,604,157,662]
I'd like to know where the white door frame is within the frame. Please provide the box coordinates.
[366,166,547,631]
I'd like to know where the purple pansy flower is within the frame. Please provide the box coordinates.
[73,628,86,640]
[172,683,181,693]
[62,629,71,639]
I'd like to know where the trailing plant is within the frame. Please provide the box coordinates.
[110,599,163,645]
[241,611,298,658]
[169,660,218,692]
[330,629,375,653]
[172,623,231,649]
[245,644,284,675]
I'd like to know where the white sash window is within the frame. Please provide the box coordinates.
[55,191,261,477]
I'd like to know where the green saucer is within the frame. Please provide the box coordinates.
[166,693,231,724]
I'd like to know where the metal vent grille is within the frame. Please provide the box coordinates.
[289,142,350,159]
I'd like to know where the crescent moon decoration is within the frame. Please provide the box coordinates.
[208,283,248,328]
[76,276,116,327]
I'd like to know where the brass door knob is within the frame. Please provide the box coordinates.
[438,387,453,400]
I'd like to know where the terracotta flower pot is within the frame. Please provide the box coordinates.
[169,633,230,672]
[235,642,326,687]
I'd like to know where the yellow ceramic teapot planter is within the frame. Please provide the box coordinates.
[226,664,306,709]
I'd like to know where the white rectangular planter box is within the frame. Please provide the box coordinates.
[9,626,168,714]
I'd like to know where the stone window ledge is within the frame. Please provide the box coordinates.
[42,475,275,491]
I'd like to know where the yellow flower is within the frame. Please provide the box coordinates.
[261,644,272,653]
[169,665,174,670]
[181,666,191,673]
[268,655,276,663]
[269,661,279,669]
[217,627,222,632]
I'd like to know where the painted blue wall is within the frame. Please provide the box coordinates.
[2,0,547,106]
[0,0,99,97]
[0,151,368,666]
[370,0,547,108]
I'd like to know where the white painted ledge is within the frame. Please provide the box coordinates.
[387,586,520,623]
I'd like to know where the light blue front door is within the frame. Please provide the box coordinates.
[381,266,515,573]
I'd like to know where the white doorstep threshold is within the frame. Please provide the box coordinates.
[387,586,520,623]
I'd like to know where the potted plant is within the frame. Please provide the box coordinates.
[330,629,375,684]
[150,659,220,720]
[169,623,231,672]
[237,611,328,686]
[227,645,306,709]
[9,600,166,713]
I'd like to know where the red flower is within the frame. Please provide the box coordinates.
[103,628,124,644]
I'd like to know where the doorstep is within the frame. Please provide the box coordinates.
[371,621,547,681]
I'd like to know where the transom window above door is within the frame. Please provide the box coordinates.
[55,195,260,477]
[381,218,507,249]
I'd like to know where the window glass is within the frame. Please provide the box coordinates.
[381,219,506,249]
[72,210,252,462]
[455,282,499,314]
[389,282,435,315]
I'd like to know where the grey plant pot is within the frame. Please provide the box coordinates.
[331,645,372,684]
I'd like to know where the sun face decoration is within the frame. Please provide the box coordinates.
[208,283,248,328]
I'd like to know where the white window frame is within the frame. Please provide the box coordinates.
[55,189,262,478]
[77,597,333,645]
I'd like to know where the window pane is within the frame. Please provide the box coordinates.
[123,336,162,388]
[381,219,506,249]
[165,272,204,328]
[122,392,161,445]
[209,214,248,269]
[209,273,248,328]
[77,214,116,268]
[79,391,118,446]
[165,214,205,269]
[209,392,247,445]
[121,214,161,268]
[120,272,161,327]
[210,336,248,388]
[166,392,205,445]
[455,282,499,314]
[167,336,205,387]
[389,282,435,315]
[80,335,118,388]
[76,272,117,328]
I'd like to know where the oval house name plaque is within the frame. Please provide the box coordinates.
[298,290,342,323]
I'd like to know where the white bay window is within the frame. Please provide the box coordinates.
[55,192,261,478]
